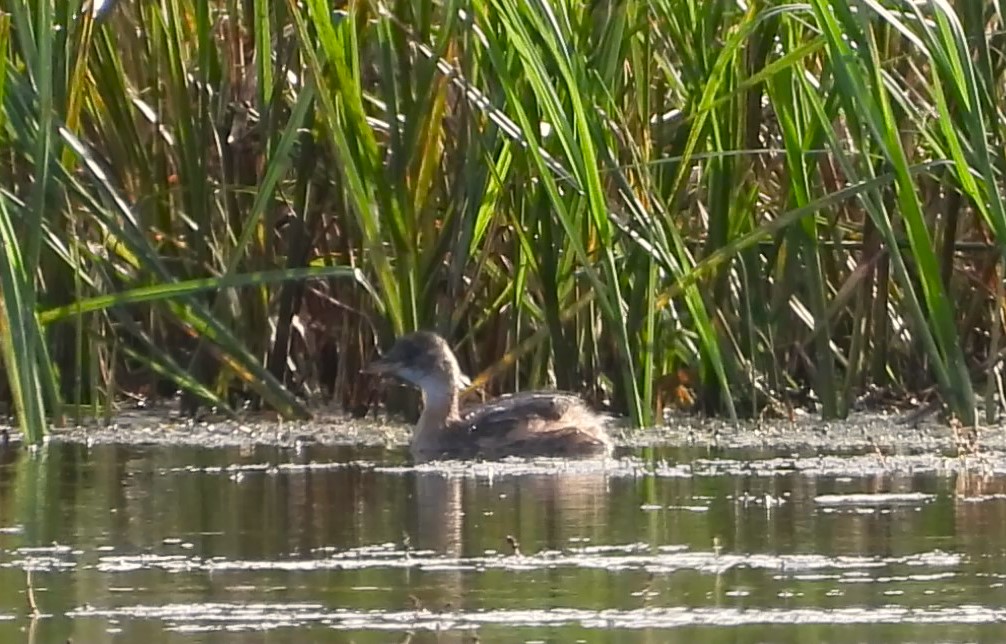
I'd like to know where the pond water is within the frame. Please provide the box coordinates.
[1,439,1005,642]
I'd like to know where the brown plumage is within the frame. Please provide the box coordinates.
[365,331,613,461]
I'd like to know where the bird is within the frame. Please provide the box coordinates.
[365,331,613,461]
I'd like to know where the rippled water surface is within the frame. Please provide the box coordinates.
[2,437,1006,642]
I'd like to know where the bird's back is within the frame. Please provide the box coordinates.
[429,391,613,460]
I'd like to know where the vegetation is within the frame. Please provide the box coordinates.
[1,0,1004,442]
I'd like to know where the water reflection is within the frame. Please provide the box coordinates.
[0,440,1005,641]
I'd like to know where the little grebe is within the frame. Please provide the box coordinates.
[366,331,613,460]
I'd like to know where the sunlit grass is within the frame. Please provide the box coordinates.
[1,0,1004,440]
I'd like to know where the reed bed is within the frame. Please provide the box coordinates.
[1,0,1004,442]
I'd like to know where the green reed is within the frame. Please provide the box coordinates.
[1,0,1004,441]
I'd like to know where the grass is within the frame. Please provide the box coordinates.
[1,0,1004,441]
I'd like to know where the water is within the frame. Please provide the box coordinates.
[1,440,1005,642]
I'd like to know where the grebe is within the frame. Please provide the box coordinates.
[366,331,613,460]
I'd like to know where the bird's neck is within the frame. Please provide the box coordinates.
[414,376,462,450]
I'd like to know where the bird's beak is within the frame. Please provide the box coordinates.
[364,357,394,376]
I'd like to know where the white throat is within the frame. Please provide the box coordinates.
[410,372,461,451]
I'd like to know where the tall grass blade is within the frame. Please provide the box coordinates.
[0,196,49,442]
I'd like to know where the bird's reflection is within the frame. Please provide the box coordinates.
[405,465,610,630]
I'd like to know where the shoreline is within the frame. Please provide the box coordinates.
[0,408,999,455]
